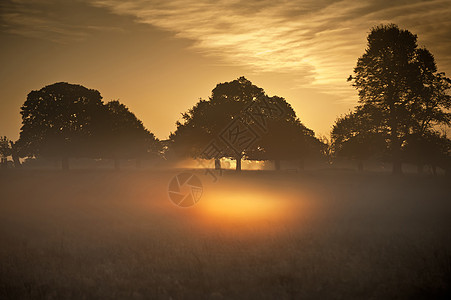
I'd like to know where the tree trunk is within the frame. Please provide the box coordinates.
[274,159,281,171]
[9,141,21,168]
[388,100,403,175]
[214,158,221,171]
[235,156,241,172]
[12,154,21,168]
[62,157,69,171]
[357,160,363,172]
[391,137,403,175]
[1,158,6,169]
[114,158,120,170]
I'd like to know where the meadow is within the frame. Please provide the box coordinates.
[0,168,450,299]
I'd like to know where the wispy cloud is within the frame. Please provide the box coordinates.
[2,0,450,102]
[87,0,451,101]
[0,0,123,43]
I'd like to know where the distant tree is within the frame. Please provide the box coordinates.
[103,100,160,169]
[9,140,22,168]
[0,136,11,168]
[170,77,321,171]
[170,77,267,171]
[245,96,323,170]
[318,135,332,165]
[331,105,388,171]
[18,82,105,170]
[404,130,451,175]
[169,99,219,161]
[348,24,451,174]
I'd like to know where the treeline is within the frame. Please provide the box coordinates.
[1,83,161,170]
[0,24,450,174]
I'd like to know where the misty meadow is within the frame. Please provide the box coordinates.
[1,2,451,299]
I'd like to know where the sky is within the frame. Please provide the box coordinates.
[1,0,450,140]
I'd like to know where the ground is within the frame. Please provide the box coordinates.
[0,169,450,299]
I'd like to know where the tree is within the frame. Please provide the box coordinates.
[348,24,451,174]
[331,105,388,171]
[404,130,451,175]
[170,77,321,171]
[18,82,106,170]
[103,100,160,169]
[9,140,22,168]
[245,96,323,170]
[170,77,267,171]
[0,136,11,168]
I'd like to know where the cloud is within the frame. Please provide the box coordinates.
[86,0,451,102]
[2,0,450,102]
[0,0,123,43]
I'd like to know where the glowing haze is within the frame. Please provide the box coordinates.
[1,0,450,140]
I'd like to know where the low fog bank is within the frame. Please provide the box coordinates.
[0,169,450,299]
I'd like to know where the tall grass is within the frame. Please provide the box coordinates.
[0,169,450,299]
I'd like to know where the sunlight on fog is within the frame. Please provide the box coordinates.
[190,181,308,229]
[173,158,270,170]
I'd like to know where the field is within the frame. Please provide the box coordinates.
[0,169,450,299]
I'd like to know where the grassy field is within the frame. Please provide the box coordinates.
[0,169,450,299]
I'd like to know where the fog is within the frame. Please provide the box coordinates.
[1,168,450,298]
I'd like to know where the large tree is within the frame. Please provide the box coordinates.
[170,77,265,170]
[18,82,105,169]
[348,24,451,174]
[245,96,323,170]
[103,100,160,169]
[170,77,321,171]
[18,83,161,170]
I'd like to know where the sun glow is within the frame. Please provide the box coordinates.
[194,184,298,225]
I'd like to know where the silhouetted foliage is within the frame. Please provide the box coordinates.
[404,131,451,175]
[331,105,388,171]
[18,82,105,169]
[0,136,11,168]
[17,82,160,170]
[170,77,321,170]
[103,100,160,169]
[245,96,323,170]
[9,140,22,168]
[348,24,451,174]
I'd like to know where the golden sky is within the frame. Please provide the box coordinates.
[1,0,450,140]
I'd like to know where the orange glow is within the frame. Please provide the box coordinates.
[193,185,299,226]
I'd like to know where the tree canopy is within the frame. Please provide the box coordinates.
[170,77,322,170]
[103,100,160,169]
[17,82,160,169]
[347,24,451,174]
[331,105,388,171]
[18,82,105,167]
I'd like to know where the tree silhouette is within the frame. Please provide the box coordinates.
[103,100,160,169]
[170,77,266,171]
[348,24,451,174]
[331,105,387,171]
[245,96,323,170]
[170,77,320,171]
[0,136,11,168]
[18,83,161,170]
[9,140,22,168]
[18,82,106,170]
[404,130,451,175]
